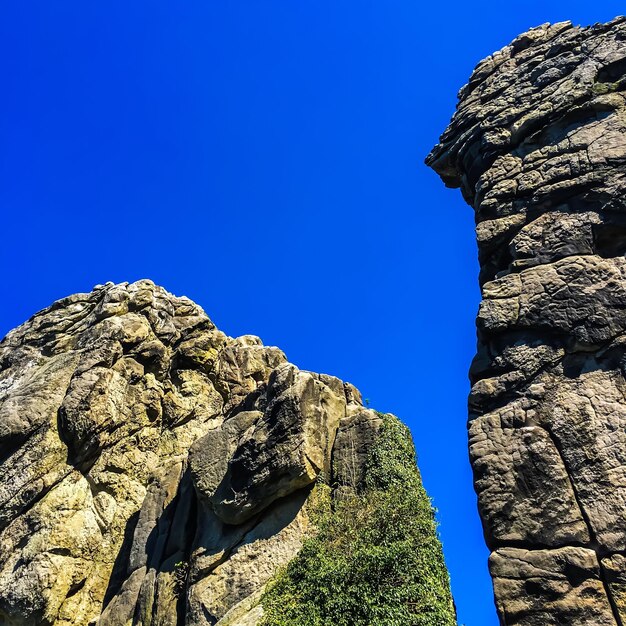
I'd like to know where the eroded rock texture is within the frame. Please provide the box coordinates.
[0,280,390,625]
[428,15,626,626]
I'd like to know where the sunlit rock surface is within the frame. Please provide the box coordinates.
[428,15,626,626]
[0,280,450,625]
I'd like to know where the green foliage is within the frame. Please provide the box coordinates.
[260,413,457,626]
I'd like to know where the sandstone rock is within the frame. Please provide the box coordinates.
[429,15,626,626]
[0,280,449,625]
[193,363,347,525]
[469,405,589,548]
[490,547,616,625]
[602,554,626,623]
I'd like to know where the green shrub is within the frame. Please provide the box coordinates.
[260,413,457,626]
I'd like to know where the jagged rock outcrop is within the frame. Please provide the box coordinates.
[0,280,453,625]
[428,15,626,626]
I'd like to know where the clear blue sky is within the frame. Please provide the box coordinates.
[1,3,624,624]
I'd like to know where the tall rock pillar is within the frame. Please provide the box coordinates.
[428,16,626,626]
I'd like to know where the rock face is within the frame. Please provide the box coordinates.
[428,16,626,626]
[0,280,449,625]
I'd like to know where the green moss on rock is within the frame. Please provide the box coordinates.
[260,413,457,626]
[592,81,621,95]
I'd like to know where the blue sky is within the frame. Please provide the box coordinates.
[1,3,625,624]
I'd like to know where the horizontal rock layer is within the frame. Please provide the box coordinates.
[428,15,626,626]
[0,280,436,625]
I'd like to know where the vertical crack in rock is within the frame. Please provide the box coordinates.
[543,422,625,626]
[428,15,626,626]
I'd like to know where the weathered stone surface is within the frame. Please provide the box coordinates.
[187,490,310,623]
[490,547,616,625]
[192,363,347,525]
[332,405,383,490]
[469,406,589,548]
[0,280,445,625]
[603,554,626,623]
[429,15,626,626]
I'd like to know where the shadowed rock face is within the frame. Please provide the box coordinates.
[428,16,626,626]
[0,280,388,625]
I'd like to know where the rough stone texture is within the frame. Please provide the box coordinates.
[490,547,617,626]
[428,15,626,626]
[0,279,416,625]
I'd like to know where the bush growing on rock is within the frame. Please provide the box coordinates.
[260,413,456,626]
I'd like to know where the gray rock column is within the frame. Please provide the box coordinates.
[428,16,626,626]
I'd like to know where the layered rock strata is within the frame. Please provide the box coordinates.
[0,280,449,625]
[428,16,626,626]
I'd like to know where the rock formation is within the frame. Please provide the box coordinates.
[428,15,626,626]
[0,280,454,625]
